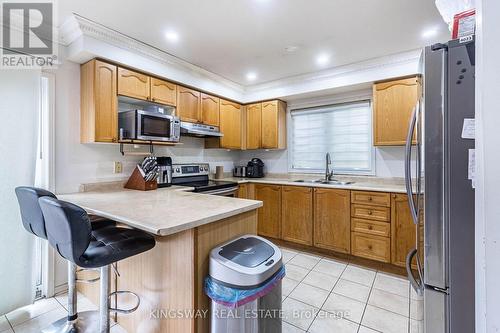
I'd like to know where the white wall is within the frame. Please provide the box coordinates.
[475,1,500,332]
[0,70,40,314]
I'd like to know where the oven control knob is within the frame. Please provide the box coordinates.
[176,168,180,172]
[204,167,209,171]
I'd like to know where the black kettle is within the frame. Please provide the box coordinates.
[246,158,265,178]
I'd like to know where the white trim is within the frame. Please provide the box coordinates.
[58,14,421,103]
[40,71,56,298]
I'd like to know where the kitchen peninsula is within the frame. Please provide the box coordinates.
[59,185,262,333]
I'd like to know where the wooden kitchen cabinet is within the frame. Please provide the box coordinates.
[281,186,313,246]
[246,103,262,149]
[201,93,220,126]
[261,100,287,149]
[373,76,420,146]
[177,86,201,123]
[391,193,417,268]
[313,188,351,253]
[80,60,118,143]
[255,184,281,239]
[219,99,244,149]
[237,184,248,199]
[150,77,177,106]
[117,67,150,101]
[351,232,391,263]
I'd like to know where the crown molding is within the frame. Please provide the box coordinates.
[59,14,421,103]
[59,14,244,94]
[244,49,422,95]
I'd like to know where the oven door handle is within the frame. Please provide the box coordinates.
[198,186,239,196]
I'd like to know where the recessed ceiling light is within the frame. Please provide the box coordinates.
[316,53,330,66]
[246,72,257,81]
[422,27,439,39]
[165,30,179,43]
[285,46,299,53]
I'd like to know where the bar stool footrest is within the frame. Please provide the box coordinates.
[109,291,140,314]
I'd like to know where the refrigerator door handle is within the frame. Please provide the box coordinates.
[406,248,424,296]
[405,103,419,225]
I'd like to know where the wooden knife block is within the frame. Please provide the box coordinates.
[124,166,158,191]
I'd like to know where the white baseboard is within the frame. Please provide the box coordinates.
[54,283,68,296]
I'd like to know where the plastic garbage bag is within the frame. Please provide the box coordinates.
[204,265,285,308]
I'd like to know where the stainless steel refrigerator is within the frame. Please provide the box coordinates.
[405,37,475,333]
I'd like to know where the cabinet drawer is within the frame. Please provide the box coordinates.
[351,191,391,207]
[351,218,390,237]
[351,232,390,263]
[351,204,390,222]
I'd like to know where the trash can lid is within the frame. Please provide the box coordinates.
[219,236,275,268]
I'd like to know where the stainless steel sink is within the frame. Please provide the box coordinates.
[293,179,354,185]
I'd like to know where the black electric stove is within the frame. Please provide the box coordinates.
[171,163,238,195]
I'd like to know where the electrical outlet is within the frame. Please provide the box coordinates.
[113,161,123,174]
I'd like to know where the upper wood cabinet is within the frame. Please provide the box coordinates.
[177,86,201,123]
[262,100,286,149]
[255,184,281,239]
[201,93,220,126]
[313,188,351,253]
[81,60,118,143]
[117,67,150,101]
[219,99,244,149]
[150,78,177,106]
[281,186,313,246]
[373,76,420,146]
[391,193,417,268]
[246,103,262,149]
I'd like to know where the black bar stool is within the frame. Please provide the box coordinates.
[15,187,116,333]
[39,197,156,333]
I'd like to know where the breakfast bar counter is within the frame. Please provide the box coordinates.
[60,186,262,333]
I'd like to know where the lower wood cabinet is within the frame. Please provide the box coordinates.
[391,193,417,268]
[351,232,391,263]
[255,184,281,239]
[281,186,313,246]
[313,188,351,253]
[237,184,248,199]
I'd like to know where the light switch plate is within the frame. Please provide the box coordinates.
[113,161,123,174]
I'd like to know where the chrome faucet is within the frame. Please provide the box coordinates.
[325,153,334,181]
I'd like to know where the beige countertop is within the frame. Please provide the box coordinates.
[59,186,262,236]
[217,174,411,194]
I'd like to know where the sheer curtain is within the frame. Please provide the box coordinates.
[0,69,40,314]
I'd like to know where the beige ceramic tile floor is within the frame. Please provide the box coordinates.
[0,247,423,333]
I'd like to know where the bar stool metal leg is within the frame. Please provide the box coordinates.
[99,265,111,333]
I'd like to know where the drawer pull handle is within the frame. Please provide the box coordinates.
[368,197,373,201]
[368,225,373,230]
[368,245,373,250]
[368,210,373,215]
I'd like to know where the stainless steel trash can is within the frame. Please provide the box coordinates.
[208,235,283,333]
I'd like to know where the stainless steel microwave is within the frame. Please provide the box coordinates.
[118,110,180,142]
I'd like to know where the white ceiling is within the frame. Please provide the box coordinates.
[58,0,449,86]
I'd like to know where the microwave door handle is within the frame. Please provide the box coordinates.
[405,104,418,225]
[406,248,424,296]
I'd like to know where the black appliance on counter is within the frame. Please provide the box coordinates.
[172,163,238,196]
[156,156,173,188]
[246,158,265,178]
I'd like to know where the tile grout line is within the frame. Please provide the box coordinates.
[357,268,377,333]
[305,260,349,332]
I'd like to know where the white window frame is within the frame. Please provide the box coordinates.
[287,91,376,176]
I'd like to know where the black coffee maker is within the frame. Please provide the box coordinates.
[246,158,265,178]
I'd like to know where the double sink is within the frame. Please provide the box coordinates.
[293,179,354,186]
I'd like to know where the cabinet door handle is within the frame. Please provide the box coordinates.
[368,245,373,250]
[368,210,373,215]
[368,197,373,201]
[368,225,373,230]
